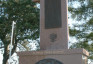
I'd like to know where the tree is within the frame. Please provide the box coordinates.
[68,0,93,61]
[0,0,40,64]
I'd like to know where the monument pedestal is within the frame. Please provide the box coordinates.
[18,48,89,64]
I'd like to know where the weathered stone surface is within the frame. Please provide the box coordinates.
[18,48,89,56]
[40,0,68,50]
[18,48,89,64]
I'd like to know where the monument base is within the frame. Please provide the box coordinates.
[17,48,89,64]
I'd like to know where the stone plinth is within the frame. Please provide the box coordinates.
[18,48,89,64]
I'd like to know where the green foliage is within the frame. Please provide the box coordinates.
[0,0,40,64]
[69,0,93,61]
[86,32,93,40]
[87,18,93,26]
[69,28,81,36]
[0,0,40,41]
[69,0,93,20]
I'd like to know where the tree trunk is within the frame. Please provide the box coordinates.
[3,45,9,64]
[2,39,18,64]
[3,56,8,64]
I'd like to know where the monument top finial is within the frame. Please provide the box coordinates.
[32,0,40,3]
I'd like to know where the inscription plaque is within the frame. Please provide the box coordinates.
[45,0,62,29]
[36,58,63,64]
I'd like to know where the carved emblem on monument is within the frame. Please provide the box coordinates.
[50,33,57,42]
[36,58,63,64]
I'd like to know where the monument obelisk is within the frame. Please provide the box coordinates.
[40,0,68,50]
[18,0,89,64]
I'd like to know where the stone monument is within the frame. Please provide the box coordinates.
[18,0,89,64]
[40,0,68,50]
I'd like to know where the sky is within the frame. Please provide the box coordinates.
[0,50,3,64]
